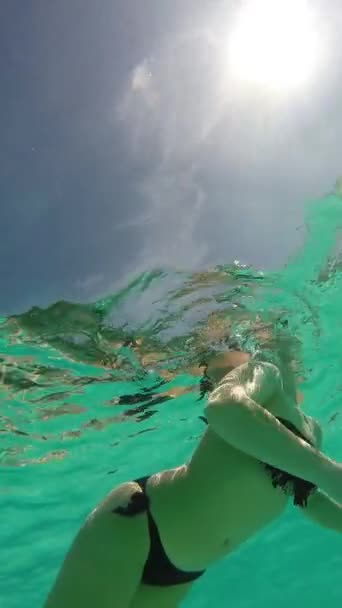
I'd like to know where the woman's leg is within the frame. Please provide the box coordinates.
[44,482,150,608]
[130,581,194,608]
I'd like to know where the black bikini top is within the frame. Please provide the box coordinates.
[199,415,317,507]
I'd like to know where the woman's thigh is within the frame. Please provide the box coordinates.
[44,482,150,608]
[130,581,193,608]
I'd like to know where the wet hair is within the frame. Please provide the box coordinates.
[264,418,317,507]
[198,362,214,400]
[264,464,316,507]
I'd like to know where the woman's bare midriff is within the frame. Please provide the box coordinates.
[146,427,289,573]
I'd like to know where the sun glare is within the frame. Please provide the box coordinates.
[227,0,319,92]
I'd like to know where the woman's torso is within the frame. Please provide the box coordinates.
[145,361,316,572]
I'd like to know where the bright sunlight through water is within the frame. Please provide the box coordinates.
[227,0,320,92]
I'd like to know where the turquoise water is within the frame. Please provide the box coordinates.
[1,193,342,607]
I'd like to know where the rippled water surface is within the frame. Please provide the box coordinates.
[1,194,342,607]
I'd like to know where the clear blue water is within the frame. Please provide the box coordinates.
[1,193,341,607]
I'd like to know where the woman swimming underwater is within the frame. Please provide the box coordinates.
[44,347,342,608]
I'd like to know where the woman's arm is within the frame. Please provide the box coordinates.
[205,362,342,503]
[300,488,341,532]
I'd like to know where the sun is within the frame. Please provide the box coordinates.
[227,0,319,93]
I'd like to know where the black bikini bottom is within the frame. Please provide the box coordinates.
[113,417,316,586]
[113,476,205,587]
